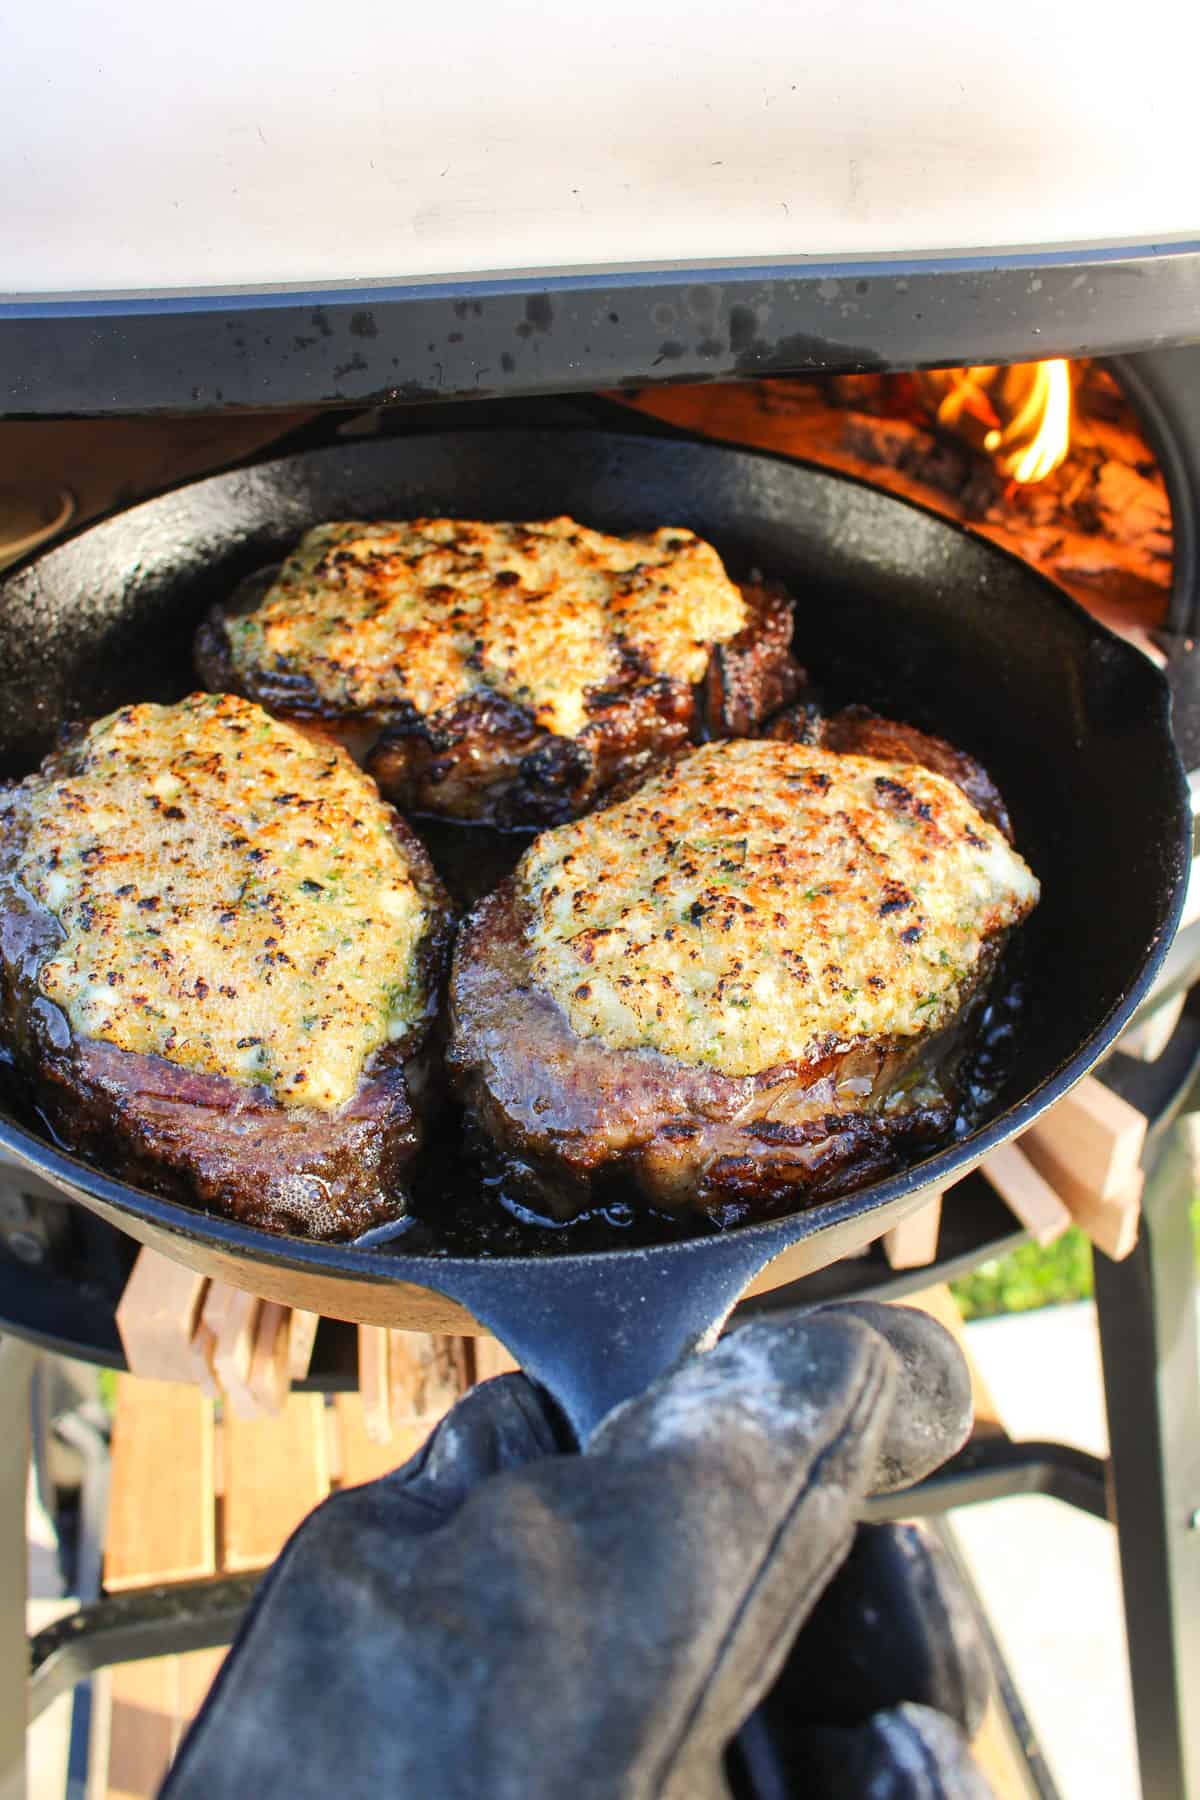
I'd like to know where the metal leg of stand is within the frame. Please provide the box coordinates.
[1094,1121,1200,1800]
[0,1336,36,1800]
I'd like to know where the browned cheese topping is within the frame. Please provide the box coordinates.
[226,516,748,737]
[16,695,431,1110]
[520,740,1039,1076]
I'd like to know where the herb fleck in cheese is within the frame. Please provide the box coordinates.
[520,740,1039,1075]
[228,517,748,737]
[18,694,432,1111]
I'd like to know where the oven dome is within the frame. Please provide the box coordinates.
[1,0,1197,296]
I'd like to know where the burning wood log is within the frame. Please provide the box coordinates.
[611,360,1172,653]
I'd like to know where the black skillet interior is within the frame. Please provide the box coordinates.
[0,428,1189,1435]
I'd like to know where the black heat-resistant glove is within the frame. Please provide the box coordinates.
[164,1303,991,1799]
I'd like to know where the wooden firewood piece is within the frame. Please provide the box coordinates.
[189,1305,222,1399]
[1056,1167,1142,1262]
[388,1332,471,1426]
[116,1248,209,1384]
[472,1337,522,1384]
[104,1376,216,1591]
[1019,1075,1145,1261]
[199,1279,231,1341]
[882,1193,944,1270]
[221,1394,331,1573]
[287,1308,321,1383]
[213,1288,264,1418]
[978,1142,1073,1247]
[333,1392,414,1488]
[1023,1075,1145,1203]
[358,1325,392,1443]
[246,1302,292,1415]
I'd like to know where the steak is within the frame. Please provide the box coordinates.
[768,702,1013,839]
[195,517,803,826]
[0,695,452,1239]
[448,736,1038,1223]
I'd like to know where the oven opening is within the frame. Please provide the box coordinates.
[613,359,1173,662]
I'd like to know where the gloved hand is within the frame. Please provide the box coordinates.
[165,1303,991,1799]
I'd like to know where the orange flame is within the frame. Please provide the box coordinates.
[930,365,1003,434]
[985,361,1072,484]
[920,360,1073,485]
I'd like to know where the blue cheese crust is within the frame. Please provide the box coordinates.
[520,740,1039,1076]
[226,516,748,737]
[16,694,433,1112]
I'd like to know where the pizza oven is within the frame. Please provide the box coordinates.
[3,9,1200,1792]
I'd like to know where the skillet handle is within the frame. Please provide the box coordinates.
[432,1235,782,1445]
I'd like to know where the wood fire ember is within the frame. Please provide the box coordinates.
[1094,461,1172,559]
[610,361,1172,661]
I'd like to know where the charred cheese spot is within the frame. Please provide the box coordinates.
[520,740,1038,1075]
[227,517,747,737]
[17,695,432,1112]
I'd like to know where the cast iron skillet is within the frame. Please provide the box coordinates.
[0,429,1189,1439]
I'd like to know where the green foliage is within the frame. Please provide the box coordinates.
[951,1226,1094,1322]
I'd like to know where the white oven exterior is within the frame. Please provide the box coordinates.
[2,0,1198,298]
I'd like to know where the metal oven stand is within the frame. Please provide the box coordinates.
[1095,1118,1200,1799]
